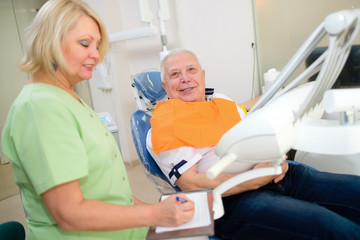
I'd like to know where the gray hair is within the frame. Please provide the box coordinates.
[160,48,201,82]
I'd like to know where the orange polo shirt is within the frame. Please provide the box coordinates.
[150,98,241,155]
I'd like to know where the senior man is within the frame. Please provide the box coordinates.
[146,48,360,240]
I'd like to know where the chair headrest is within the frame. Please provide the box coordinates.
[133,71,167,103]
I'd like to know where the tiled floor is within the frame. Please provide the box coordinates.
[0,161,162,238]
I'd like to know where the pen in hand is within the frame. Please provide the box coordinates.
[176,196,188,203]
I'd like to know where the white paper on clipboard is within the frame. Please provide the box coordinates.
[155,191,211,233]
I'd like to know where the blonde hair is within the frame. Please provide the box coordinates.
[20,0,109,75]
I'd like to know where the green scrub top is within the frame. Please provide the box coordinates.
[1,83,148,240]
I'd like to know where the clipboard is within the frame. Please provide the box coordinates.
[146,189,215,240]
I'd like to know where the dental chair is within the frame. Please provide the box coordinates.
[131,70,168,113]
[130,111,221,239]
[130,70,220,239]
[130,70,179,194]
[130,69,216,193]
[130,109,181,194]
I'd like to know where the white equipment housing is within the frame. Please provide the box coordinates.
[207,9,360,220]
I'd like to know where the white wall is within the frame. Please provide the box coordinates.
[121,0,257,103]
[173,0,256,102]
[83,0,138,164]
[0,0,47,164]
[84,0,257,163]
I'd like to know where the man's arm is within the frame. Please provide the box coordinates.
[176,161,289,197]
[147,127,289,196]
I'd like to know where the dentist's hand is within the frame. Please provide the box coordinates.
[154,193,194,227]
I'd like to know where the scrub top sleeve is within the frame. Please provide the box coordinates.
[12,99,88,195]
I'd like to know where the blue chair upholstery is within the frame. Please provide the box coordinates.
[133,71,167,104]
[131,71,168,112]
[130,71,220,239]
[130,110,181,193]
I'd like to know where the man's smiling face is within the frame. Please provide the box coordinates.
[162,52,206,102]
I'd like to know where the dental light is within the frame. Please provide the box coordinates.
[207,9,360,219]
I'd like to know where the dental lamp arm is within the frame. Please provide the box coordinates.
[294,88,360,155]
[207,9,360,219]
[158,0,170,58]
[212,166,283,219]
[251,9,360,115]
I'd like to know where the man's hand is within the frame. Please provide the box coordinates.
[175,160,290,197]
[253,160,289,184]
[273,160,289,183]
